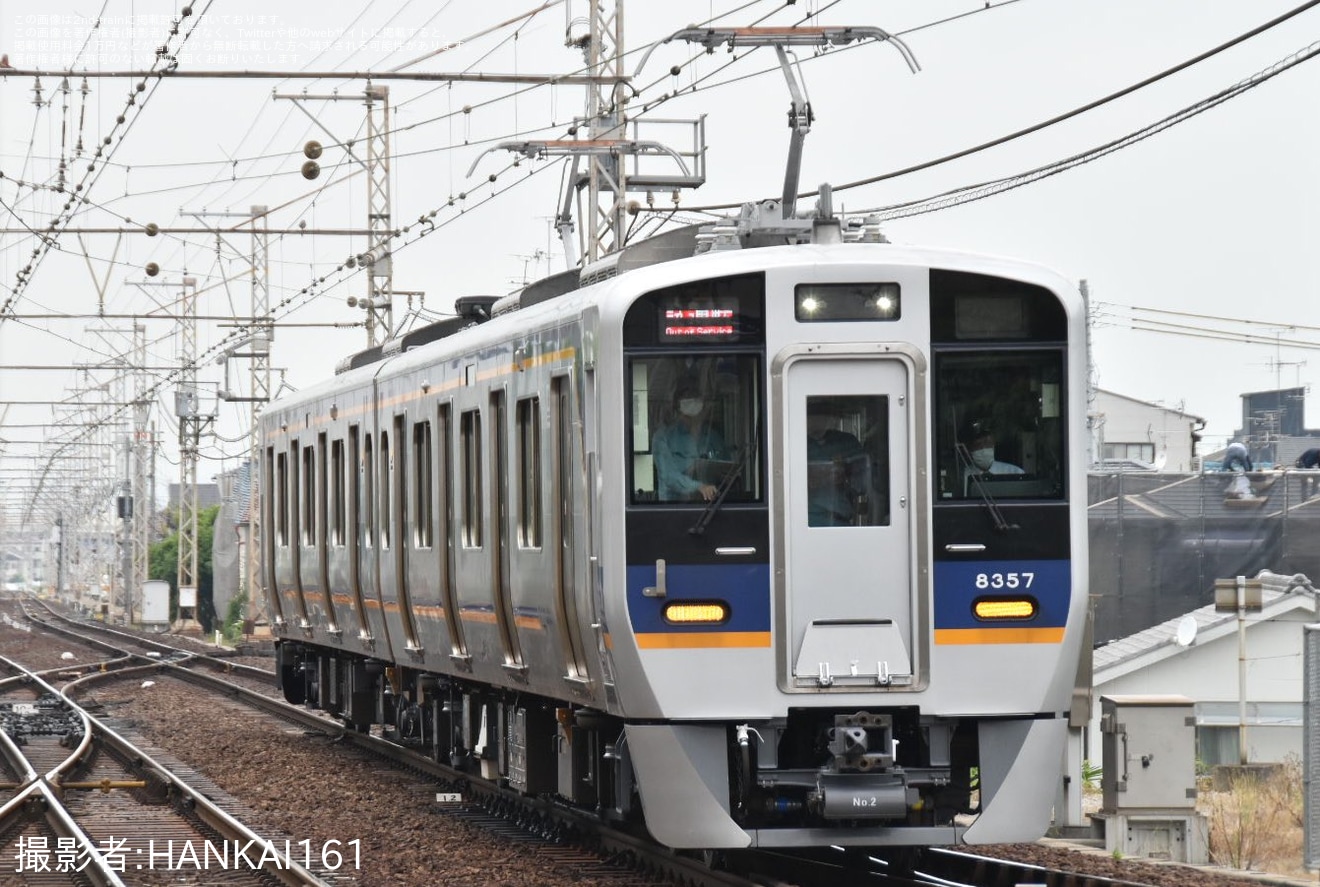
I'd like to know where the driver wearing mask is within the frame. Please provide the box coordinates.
[962,428,1024,493]
[652,383,727,501]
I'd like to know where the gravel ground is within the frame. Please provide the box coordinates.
[4,607,1311,887]
[0,608,106,672]
[979,842,1306,887]
[87,676,657,887]
[85,674,1319,887]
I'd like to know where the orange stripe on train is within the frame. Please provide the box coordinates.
[934,627,1064,645]
[635,631,772,649]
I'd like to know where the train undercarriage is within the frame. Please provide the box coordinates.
[276,642,983,841]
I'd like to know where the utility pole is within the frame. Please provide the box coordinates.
[581,0,628,262]
[117,422,131,621]
[363,86,395,346]
[274,88,399,346]
[472,2,706,267]
[247,205,272,630]
[130,323,152,624]
[174,276,205,631]
[186,205,276,631]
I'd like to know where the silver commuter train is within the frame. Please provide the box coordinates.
[260,213,1089,849]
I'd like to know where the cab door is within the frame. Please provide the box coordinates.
[777,349,919,691]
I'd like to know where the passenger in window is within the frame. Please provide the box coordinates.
[806,402,868,526]
[1297,448,1320,469]
[961,426,1024,491]
[652,383,728,502]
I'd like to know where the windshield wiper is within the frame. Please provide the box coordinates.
[690,436,754,536]
[955,442,1019,532]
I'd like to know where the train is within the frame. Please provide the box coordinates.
[259,194,1089,849]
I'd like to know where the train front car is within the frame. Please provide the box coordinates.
[601,243,1087,848]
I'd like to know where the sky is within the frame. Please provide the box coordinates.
[2,0,1319,527]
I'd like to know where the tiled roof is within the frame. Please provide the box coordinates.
[1093,572,1317,681]
[1088,471,1320,521]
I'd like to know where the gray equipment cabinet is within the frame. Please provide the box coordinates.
[1094,694,1207,863]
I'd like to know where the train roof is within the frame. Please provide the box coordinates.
[268,202,1081,416]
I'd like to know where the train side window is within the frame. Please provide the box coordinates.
[461,408,483,547]
[380,430,392,550]
[363,434,375,548]
[330,438,346,547]
[413,420,433,549]
[627,355,762,505]
[301,444,315,547]
[934,351,1066,501]
[517,396,542,548]
[275,450,289,547]
[804,395,890,527]
[316,432,328,548]
[393,415,409,554]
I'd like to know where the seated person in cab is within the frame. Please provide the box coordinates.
[652,383,729,502]
[961,425,1024,493]
[806,401,869,526]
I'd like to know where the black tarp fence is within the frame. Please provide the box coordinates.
[1088,470,1320,643]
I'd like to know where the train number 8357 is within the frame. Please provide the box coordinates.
[974,572,1035,590]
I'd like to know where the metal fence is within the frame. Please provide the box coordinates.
[1088,470,1320,643]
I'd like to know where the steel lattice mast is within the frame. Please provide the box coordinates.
[175,276,202,628]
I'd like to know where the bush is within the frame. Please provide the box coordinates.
[1203,756,1302,873]
[221,591,247,645]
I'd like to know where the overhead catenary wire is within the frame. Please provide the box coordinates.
[0,0,220,325]
[12,151,555,522]
[855,38,1320,221]
[5,1,1320,521]
[0,0,793,327]
[662,0,1320,213]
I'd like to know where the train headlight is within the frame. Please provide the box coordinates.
[973,597,1037,621]
[794,282,901,321]
[663,601,730,625]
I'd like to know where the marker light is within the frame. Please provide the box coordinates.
[973,598,1037,621]
[794,282,901,322]
[663,601,730,625]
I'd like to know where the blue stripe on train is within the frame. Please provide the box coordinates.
[933,559,1071,629]
[626,562,771,634]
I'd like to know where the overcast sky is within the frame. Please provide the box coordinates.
[2,0,1319,516]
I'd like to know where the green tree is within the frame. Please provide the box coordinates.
[147,504,220,631]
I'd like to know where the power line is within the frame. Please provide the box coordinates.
[667,0,1320,213]
[858,37,1320,220]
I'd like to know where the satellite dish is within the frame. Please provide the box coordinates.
[1175,615,1198,648]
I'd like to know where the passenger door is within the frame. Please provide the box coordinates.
[778,351,916,691]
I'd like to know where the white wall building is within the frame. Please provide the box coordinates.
[1086,572,1317,768]
[1091,389,1205,472]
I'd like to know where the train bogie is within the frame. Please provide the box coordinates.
[261,223,1088,848]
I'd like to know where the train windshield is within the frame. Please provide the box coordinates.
[627,355,763,505]
[934,350,1066,500]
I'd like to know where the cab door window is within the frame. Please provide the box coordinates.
[804,395,889,527]
[627,355,762,505]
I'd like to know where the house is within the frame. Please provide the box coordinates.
[1086,469,1320,643]
[1223,386,1320,468]
[1090,389,1205,472]
[1086,571,1317,767]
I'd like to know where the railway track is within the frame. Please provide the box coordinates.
[0,654,336,886]
[7,596,1228,887]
